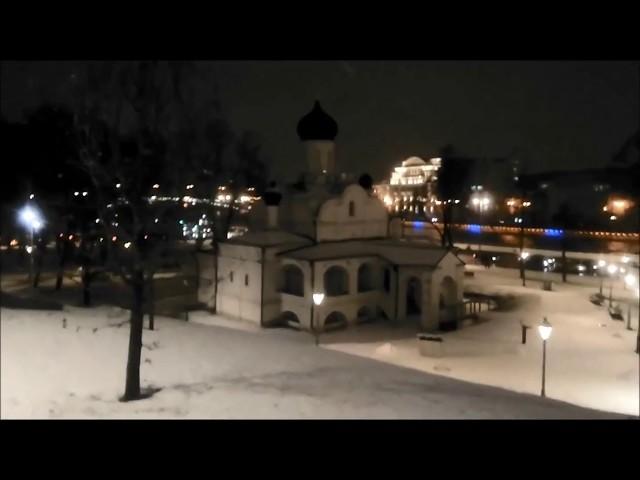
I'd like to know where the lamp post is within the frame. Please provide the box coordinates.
[624,273,637,332]
[19,205,44,283]
[538,317,552,398]
[311,292,325,346]
[607,264,618,307]
[597,259,606,296]
[519,251,530,287]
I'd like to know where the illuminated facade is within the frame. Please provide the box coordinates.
[374,156,441,217]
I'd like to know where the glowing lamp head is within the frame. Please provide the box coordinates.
[538,318,552,341]
[312,293,325,306]
[624,274,636,287]
[598,260,606,268]
[19,205,43,231]
[607,264,618,275]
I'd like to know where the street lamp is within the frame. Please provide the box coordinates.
[538,317,552,397]
[607,264,618,307]
[311,292,325,346]
[18,204,44,283]
[624,273,636,290]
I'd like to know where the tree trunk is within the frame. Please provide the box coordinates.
[32,246,44,288]
[442,205,453,249]
[212,243,219,313]
[122,269,144,401]
[519,224,526,287]
[55,239,69,290]
[148,278,155,330]
[80,238,92,306]
[561,237,567,283]
[82,269,91,306]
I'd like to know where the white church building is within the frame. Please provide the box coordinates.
[198,101,465,333]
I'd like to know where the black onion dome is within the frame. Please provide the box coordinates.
[296,101,338,141]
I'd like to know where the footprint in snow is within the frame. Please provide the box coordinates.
[434,364,451,373]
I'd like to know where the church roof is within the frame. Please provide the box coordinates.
[225,230,312,248]
[296,101,338,141]
[279,239,461,267]
[402,156,427,167]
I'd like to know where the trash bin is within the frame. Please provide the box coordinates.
[542,280,553,291]
[417,334,444,358]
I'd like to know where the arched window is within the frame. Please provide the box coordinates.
[348,201,355,217]
[357,306,374,324]
[357,263,374,292]
[324,311,348,330]
[280,265,304,297]
[324,266,349,296]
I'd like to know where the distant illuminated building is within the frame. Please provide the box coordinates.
[602,196,633,218]
[374,156,441,216]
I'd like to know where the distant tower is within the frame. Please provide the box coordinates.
[296,101,339,178]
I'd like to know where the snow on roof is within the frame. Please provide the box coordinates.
[225,230,312,247]
[279,238,457,267]
[402,156,427,167]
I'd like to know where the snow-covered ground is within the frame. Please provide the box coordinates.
[323,266,640,417]
[1,304,630,419]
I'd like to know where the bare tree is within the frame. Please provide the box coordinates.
[435,145,471,249]
[551,202,580,283]
[514,173,537,287]
[71,61,198,401]
[70,62,269,399]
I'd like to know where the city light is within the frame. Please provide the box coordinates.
[19,205,44,231]
[607,264,618,275]
[625,274,636,287]
[598,260,606,268]
[153,184,160,189]
[520,251,530,260]
[124,242,132,249]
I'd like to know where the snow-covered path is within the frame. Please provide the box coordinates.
[0,306,628,419]
[323,267,640,417]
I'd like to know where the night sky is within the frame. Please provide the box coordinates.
[2,61,637,182]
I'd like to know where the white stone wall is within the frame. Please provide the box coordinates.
[279,259,313,327]
[216,244,263,324]
[305,140,336,175]
[279,256,398,331]
[316,185,388,241]
[261,245,309,326]
[425,252,464,331]
[196,252,216,309]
